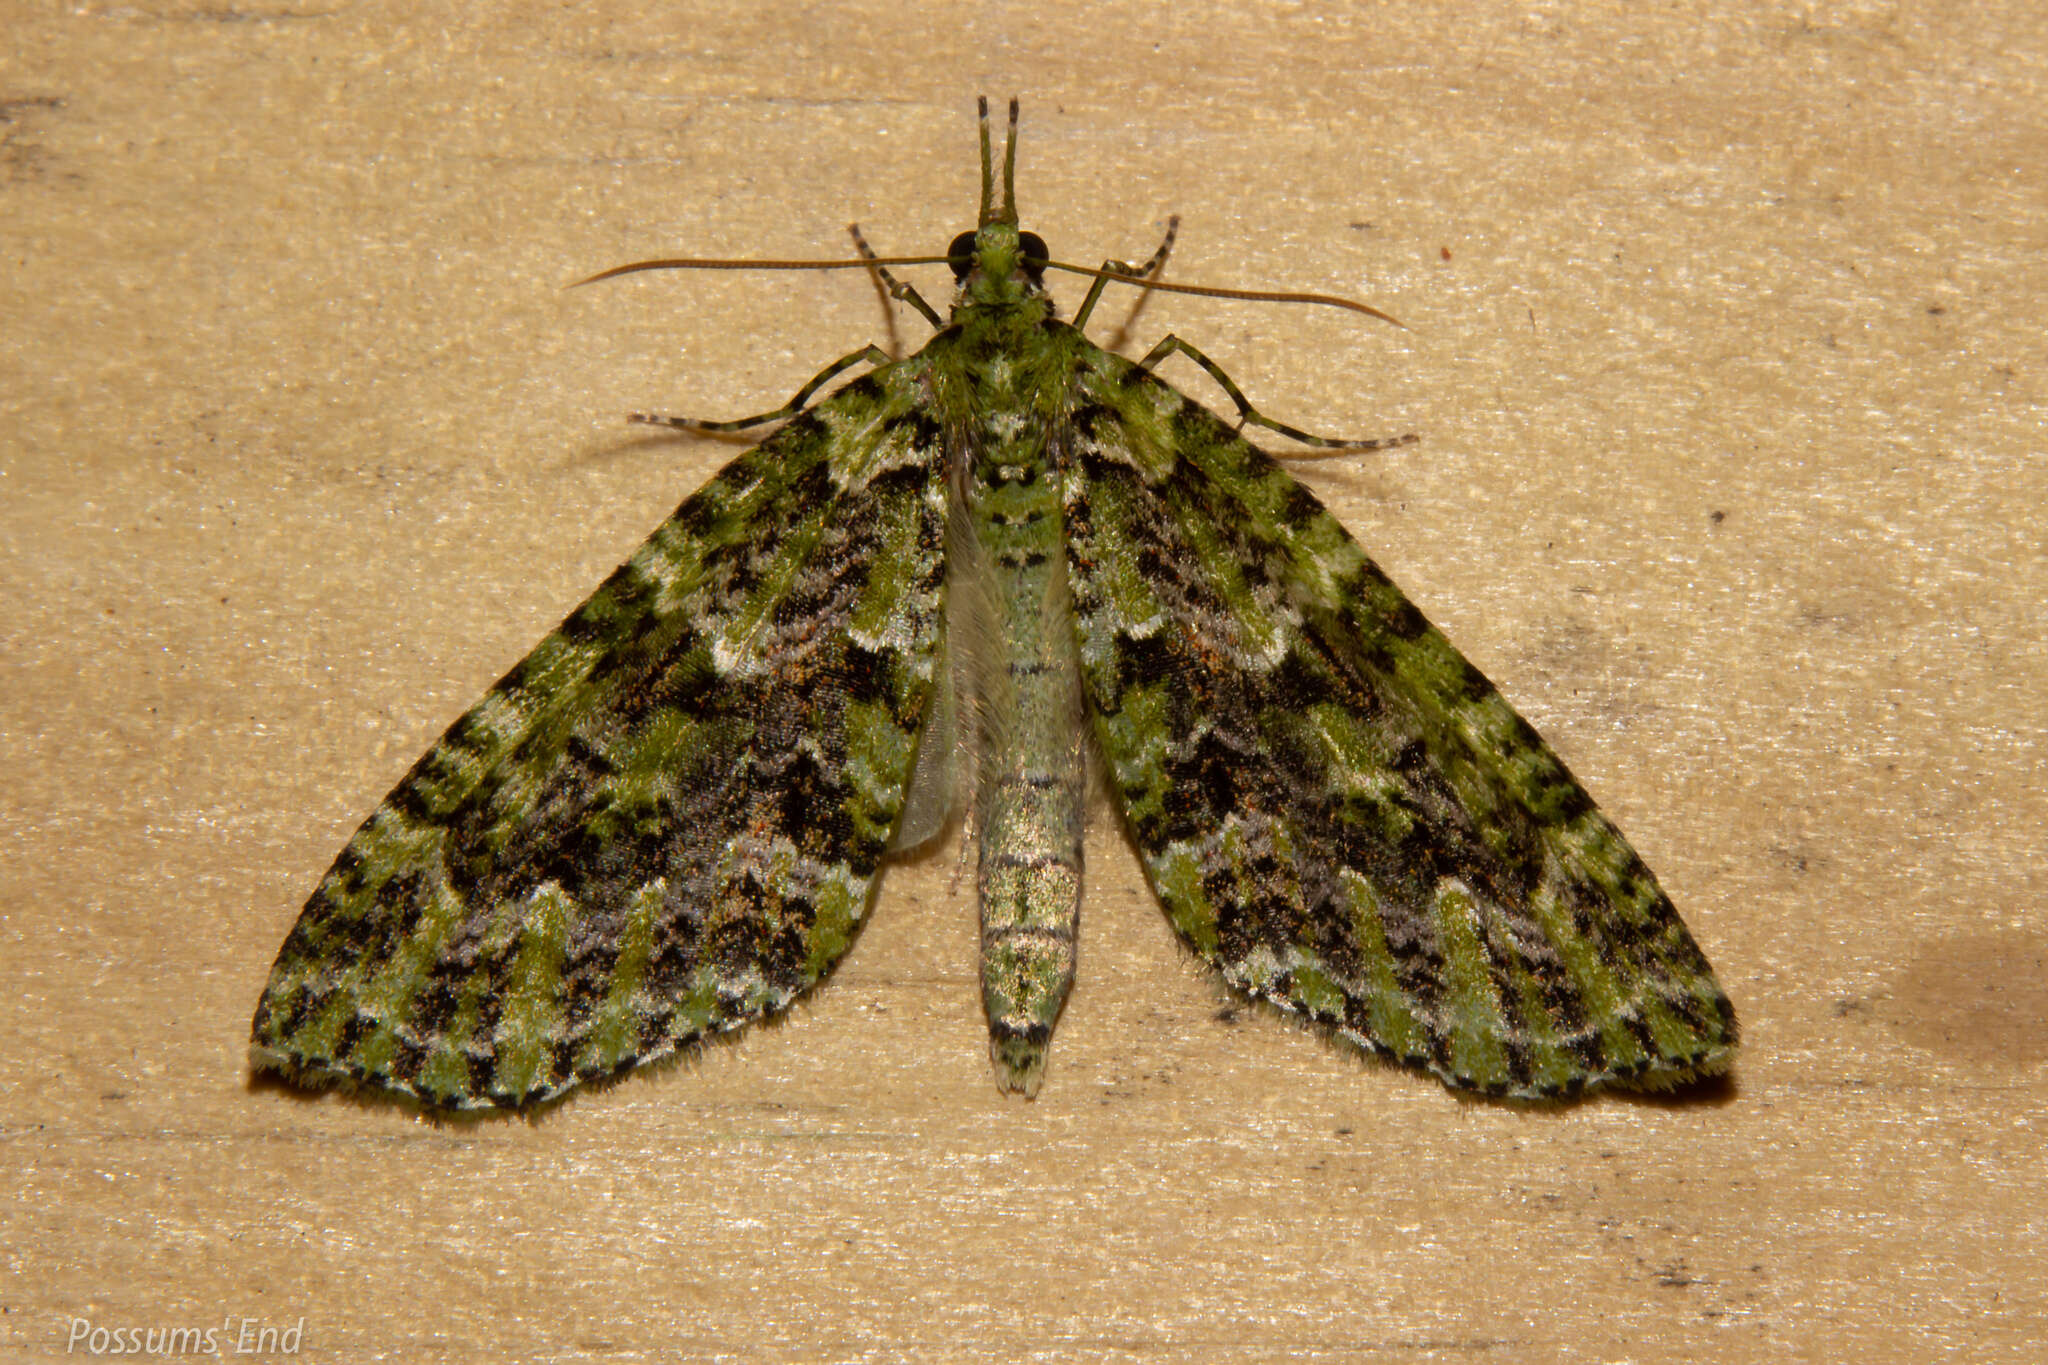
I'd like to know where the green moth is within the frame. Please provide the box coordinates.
[251,98,1736,1109]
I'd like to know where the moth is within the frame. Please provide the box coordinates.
[251,98,1736,1109]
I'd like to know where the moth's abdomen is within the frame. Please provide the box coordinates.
[963,360,1085,1096]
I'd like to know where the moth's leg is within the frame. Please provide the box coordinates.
[1136,333,1418,453]
[849,223,945,331]
[629,346,892,434]
[848,225,906,359]
[1071,215,1180,334]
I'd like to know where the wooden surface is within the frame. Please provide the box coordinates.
[5,3,2046,1361]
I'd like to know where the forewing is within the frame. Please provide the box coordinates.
[252,366,948,1110]
[1062,352,1736,1098]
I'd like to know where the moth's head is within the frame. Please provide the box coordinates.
[947,96,1051,312]
[945,223,1049,308]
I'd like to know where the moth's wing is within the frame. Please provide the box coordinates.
[1063,353,1736,1098]
[252,365,949,1110]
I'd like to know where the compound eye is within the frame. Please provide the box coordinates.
[946,230,978,279]
[1018,231,1048,279]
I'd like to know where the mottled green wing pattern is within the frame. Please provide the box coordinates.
[1062,346,1737,1098]
[251,363,948,1110]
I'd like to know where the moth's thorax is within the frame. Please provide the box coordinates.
[939,322,1068,484]
[929,218,1071,481]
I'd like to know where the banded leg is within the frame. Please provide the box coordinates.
[849,223,945,332]
[630,346,891,433]
[1072,215,1182,334]
[1136,334,1418,452]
